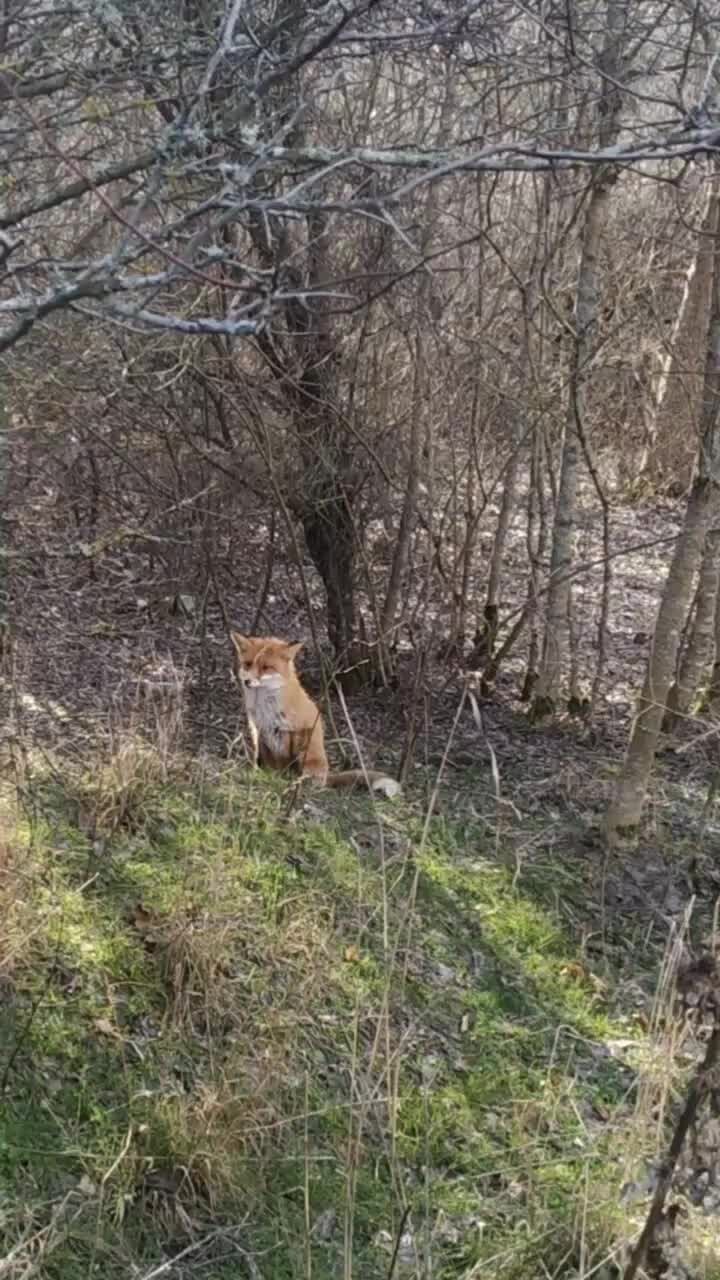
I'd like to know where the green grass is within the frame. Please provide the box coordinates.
[0,756,660,1278]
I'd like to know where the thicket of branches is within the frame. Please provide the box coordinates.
[4,0,720,836]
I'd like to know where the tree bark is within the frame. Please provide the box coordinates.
[706,552,720,711]
[240,7,363,667]
[607,179,720,840]
[382,74,453,655]
[532,0,625,716]
[0,377,8,651]
[284,282,360,666]
[665,524,720,727]
[484,173,553,677]
[380,329,423,645]
[637,183,718,495]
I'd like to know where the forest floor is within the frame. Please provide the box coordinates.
[3,487,720,1277]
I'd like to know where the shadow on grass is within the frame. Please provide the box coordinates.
[0,762,648,1280]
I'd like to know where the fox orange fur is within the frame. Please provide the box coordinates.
[231,634,400,796]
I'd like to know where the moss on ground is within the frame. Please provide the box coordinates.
[0,760,663,1278]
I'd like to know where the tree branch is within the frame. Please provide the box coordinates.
[0,150,156,231]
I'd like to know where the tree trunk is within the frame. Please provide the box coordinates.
[382,75,452,654]
[484,175,552,678]
[606,483,716,836]
[705,552,720,711]
[665,525,720,727]
[484,442,521,653]
[607,181,720,840]
[294,207,361,668]
[0,378,9,655]
[380,329,423,644]
[238,7,362,667]
[532,0,625,716]
[290,319,359,666]
[637,183,718,495]
[248,196,362,667]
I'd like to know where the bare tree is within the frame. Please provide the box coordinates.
[532,0,627,717]
[665,524,720,725]
[607,178,720,840]
[638,183,718,494]
[4,0,720,674]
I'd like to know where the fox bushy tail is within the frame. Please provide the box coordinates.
[326,769,401,797]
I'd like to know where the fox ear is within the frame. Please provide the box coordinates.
[230,632,249,655]
[285,641,303,661]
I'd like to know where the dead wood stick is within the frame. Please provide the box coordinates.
[623,1023,720,1280]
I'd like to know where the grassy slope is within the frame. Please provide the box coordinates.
[0,752,665,1279]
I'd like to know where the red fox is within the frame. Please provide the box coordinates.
[231,634,401,797]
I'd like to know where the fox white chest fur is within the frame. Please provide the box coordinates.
[243,682,289,754]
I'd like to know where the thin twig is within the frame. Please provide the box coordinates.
[623,1023,720,1280]
[386,1205,412,1280]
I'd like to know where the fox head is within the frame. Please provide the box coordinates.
[231,634,303,691]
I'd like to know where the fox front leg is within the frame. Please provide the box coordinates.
[247,719,260,768]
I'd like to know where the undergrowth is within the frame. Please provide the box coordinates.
[0,743,694,1278]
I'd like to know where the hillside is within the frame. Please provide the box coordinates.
[1,740,713,1280]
